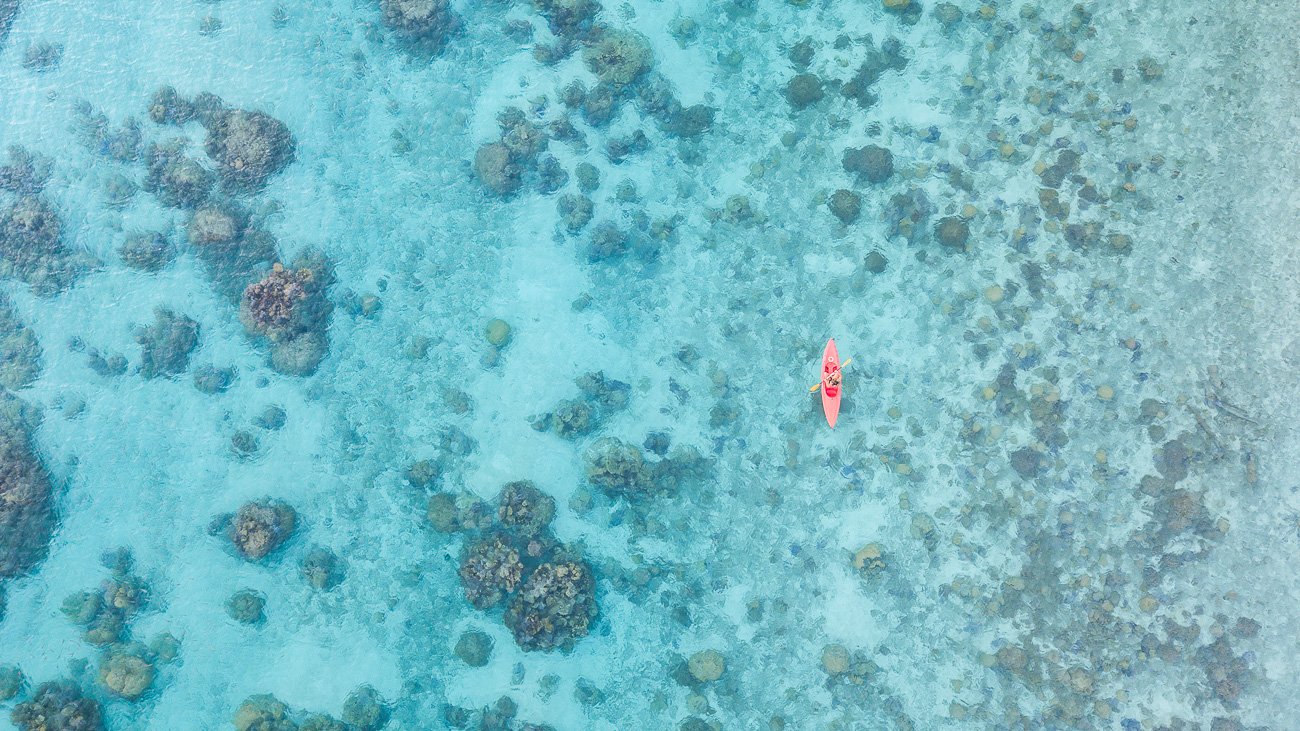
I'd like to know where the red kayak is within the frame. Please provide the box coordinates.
[821,338,841,428]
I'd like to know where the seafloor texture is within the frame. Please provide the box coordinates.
[1,0,1298,729]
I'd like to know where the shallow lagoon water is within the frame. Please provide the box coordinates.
[1,0,1299,729]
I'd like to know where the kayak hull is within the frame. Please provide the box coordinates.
[821,338,841,428]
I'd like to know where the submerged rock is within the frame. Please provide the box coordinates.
[341,685,389,731]
[204,108,296,193]
[842,145,894,183]
[134,308,199,379]
[232,694,295,731]
[226,500,297,561]
[97,647,156,700]
[226,588,267,624]
[455,630,494,667]
[785,73,825,109]
[379,0,462,56]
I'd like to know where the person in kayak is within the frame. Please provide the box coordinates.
[826,367,841,388]
[811,356,850,393]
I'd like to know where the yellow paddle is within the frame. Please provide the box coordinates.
[809,358,852,392]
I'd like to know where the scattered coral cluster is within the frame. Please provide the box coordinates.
[584,435,710,503]
[53,550,180,705]
[466,0,714,272]
[148,87,296,194]
[531,370,630,439]
[11,680,104,731]
[440,695,556,731]
[232,686,389,731]
[433,480,597,652]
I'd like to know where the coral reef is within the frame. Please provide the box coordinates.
[496,481,556,537]
[828,189,861,224]
[72,102,143,163]
[427,492,492,534]
[584,437,653,497]
[842,144,894,183]
[503,558,597,652]
[240,254,335,376]
[0,298,41,390]
[224,500,297,561]
[187,202,278,299]
[300,546,344,590]
[118,231,175,272]
[0,399,53,578]
[232,695,296,731]
[474,108,549,197]
[533,371,630,437]
[785,73,824,109]
[0,147,52,195]
[194,364,237,394]
[143,139,213,208]
[61,552,150,646]
[97,645,156,700]
[341,685,388,731]
[687,649,725,683]
[454,630,493,667]
[533,0,600,40]
[934,215,970,249]
[583,29,652,89]
[459,533,524,609]
[204,108,296,193]
[379,0,462,56]
[0,195,89,294]
[134,308,200,379]
[226,589,267,624]
[0,1,17,51]
[11,680,103,731]
[557,194,593,232]
[147,86,196,126]
[0,663,22,701]
[300,715,347,731]
[404,459,438,488]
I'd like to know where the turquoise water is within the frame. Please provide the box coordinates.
[1,0,1299,728]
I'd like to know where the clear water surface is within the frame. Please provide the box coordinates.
[1,0,1298,729]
